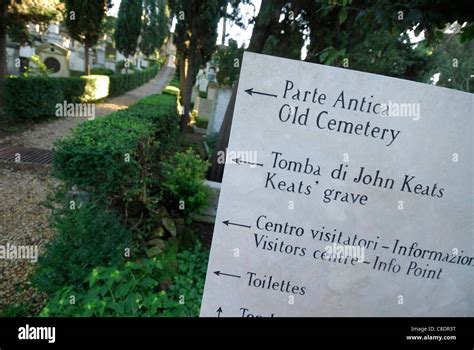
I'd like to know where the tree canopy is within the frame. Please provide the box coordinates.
[140,0,169,57]
[208,0,474,181]
[64,0,112,74]
[115,0,143,60]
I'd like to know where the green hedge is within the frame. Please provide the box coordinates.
[109,65,159,97]
[71,67,116,76]
[5,75,109,120]
[5,64,160,121]
[5,77,64,120]
[52,94,178,203]
[81,75,110,101]
[38,92,214,317]
[56,77,86,103]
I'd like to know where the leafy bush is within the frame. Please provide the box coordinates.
[22,54,52,77]
[34,201,132,293]
[40,245,209,317]
[40,258,170,317]
[0,303,33,317]
[167,245,209,316]
[5,76,64,120]
[161,150,211,215]
[214,39,244,86]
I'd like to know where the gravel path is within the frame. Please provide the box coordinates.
[0,162,60,314]
[0,59,176,314]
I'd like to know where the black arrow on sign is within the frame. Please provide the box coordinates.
[222,220,251,229]
[233,158,264,167]
[214,270,241,279]
[216,307,223,318]
[245,88,277,98]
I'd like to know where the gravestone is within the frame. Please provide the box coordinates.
[207,87,233,135]
[200,52,473,317]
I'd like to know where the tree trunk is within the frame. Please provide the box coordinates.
[0,1,8,107]
[247,0,286,53]
[221,7,227,46]
[179,53,187,100]
[84,43,90,75]
[207,0,286,182]
[180,49,195,131]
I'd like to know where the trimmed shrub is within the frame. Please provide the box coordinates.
[34,201,133,293]
[52,112,156,202]
[70,70,83,77]
[130,94,179,147]
[56,77,86,103]
[91,67,115,76]
[5,74,114,120]
[71,68,115,76]
[109,65,159,97]
[81,75,110,102]
[169,78,180,88]
[52,94,178,203]
[109,74,125,96]
[163,85,180,96]
[5,76,64,120]
[133,93,177,108]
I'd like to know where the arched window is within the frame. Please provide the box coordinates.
[44,57,61,73]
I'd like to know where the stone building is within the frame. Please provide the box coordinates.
[6,22,116,76]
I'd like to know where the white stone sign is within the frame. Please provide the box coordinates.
[200,52,473,317]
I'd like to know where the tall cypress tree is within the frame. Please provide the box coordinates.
[169,0,226,131]
[64,0,111,75]
[140,0,169,57]
[115,0,143,67]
